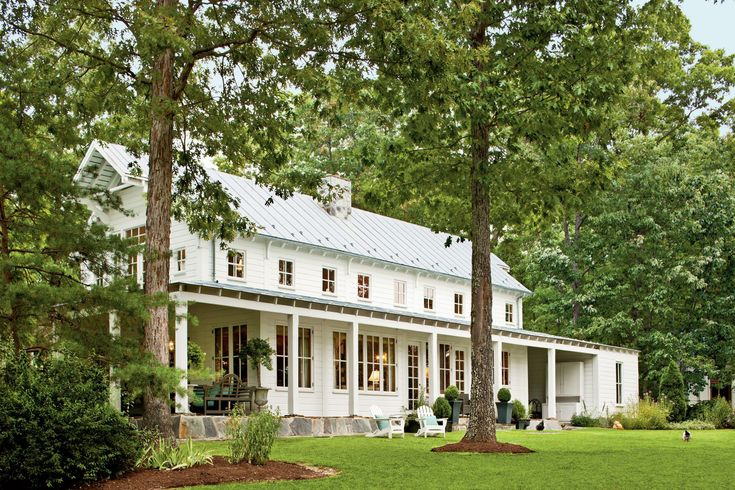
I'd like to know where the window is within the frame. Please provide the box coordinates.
[505,303,514,323]
[439,343,451,393]
[276,325,288,387]
[357,274,370,300]
[232,325,247,382]
[213,327,230,375]
[279,259,294,287]
[275,325,312,388]
[501,351,510,386]
[322,267,336,294]
[616,362,623,404]
[125,226,146,277]
[455,350,465,392]
[358,334,397,392]
[175,248,186,273]
[227,251,245,278]
[333,332,347,389]
[394,280,407,306]
[454,293,464,315]
[424,286,435,311]
[407,344,420,410]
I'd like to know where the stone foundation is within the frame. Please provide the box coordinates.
[167,415,378,440]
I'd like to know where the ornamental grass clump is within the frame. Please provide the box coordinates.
[244,408,281,465]
[621,394,671,430]
[226,403,248,464]
[137,437,213,471]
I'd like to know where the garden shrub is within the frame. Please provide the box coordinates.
[668,420,716,430]
[621,395,671,429]
[571,413,601,427]
[702,397,733,429]
[511,399,526,421]
[432,397,452,418]
[658,361,687,422]
[497,387,511,402]
[0,350,139,489]
[444,385,460,403]
[241,408,281,465]
[226,403,248,463]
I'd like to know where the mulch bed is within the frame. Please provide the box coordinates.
[84,457,336,490]
[432,441,533,454]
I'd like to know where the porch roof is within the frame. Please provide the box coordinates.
[171,280,638,355]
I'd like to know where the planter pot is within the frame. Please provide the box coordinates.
[405,419,420,433]
[253,387,270,412]
[496,401,512,424]
[515,419,530,430]
[449,400,462,424]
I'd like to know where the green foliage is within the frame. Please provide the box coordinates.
[497,388,511,403]
[241,408,282,465]
[699,398,734,429]
[0,349,139,488]
[188,341,206,370]
[443,385,460,403]
[668,420,716,430]
[417,384,427,409]
[571,414,602,428]
[659,361,687,422]
[511,399,527,421]
[432,397,452,419]
[138,437,213,471]
[618,395,671,430]
[225,403,248,464]
[242,338,275,387]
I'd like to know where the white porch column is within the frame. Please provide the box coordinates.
[429,332,439,403]
[547,347,557,419]
[174,300,189,413]
[348,320,359,415]
[108,312,121,411]
[287,313,300,415]
[591,354,600,414]
[494,340,503,394]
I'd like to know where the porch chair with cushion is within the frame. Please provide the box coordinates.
[416,405,447,438]
[366,405,405,439]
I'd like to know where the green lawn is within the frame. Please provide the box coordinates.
[190,429,734,489]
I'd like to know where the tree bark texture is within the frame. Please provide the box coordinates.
[142,0,176,437]
[0,188,21,353]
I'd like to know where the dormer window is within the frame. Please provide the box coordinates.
[505,303,514,324]
[227,251,245,278]
[279,259,294,287]
[423,286,435,311]
[357,274,370,300]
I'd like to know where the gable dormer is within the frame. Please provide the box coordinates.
[74,140,148,193]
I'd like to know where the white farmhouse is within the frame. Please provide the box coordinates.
[76,141,639,422]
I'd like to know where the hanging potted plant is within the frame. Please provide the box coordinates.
[241,338,276,411]
[496,387,513,424]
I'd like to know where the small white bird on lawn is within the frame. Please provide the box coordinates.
[682,430,691,442]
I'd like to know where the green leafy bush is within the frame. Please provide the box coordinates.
[432,397,452,418]
[241,338,275,387]
[226,403,248,463]
[511,399,526,421]
[571,413,602,427]
[620,395,671,429]
[658,361,687,422]
[668,420,716,430]
[444,385,460,403]
[138,437,213,470]
[497,387,511,402]
[241,408,281,465]
[187,341,206,369]
[0,350,139,489]
[701,398,733,429]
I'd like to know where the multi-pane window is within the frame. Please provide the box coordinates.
[501,351,510,386]
[424,286,435,311]
[505,303,514,323]
[358,334,396,392]
[213,327,230,375]
[125,226,146,277]
[333,332,347,389]
[407,344,420,409]
[227,251,245,278]
[298,327,313,388]
[322,267,336,294]
[394,280,407,306]
[276,325,288,387]
[454,293,464,315]
[279,259,294,287]
[232,325,247,382]
[455,350,465,392]
[439,343,451,393]
[616,362,623,404]
[357,274,370,300]
[175,248,186,273]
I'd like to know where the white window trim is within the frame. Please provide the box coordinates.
[321,266,337,296]
[332,330,348,390]
[357,273,371,302]
[227,250,246,281]
[173,248,186,275]
[501,351,510,386]
[615,362,623,406]
[394,279,407,307]
[358,333,397,394]
[423,286,436,312]
[278,258,295,289]
[505,302,514,324]
[453,292,464,317]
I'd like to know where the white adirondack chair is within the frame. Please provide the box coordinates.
[366,405,405,439]
[416,405,447,438]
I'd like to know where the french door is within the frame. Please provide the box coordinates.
[407,343,420,410]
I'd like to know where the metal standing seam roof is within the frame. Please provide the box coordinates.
[78,141,532,295]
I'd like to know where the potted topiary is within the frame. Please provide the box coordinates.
[511,398,530,430]
[241,338,276,411]
[444,385,462,426]
[432,396,453,431]
[496,387,512,424]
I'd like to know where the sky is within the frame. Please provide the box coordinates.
[679,0,735,54]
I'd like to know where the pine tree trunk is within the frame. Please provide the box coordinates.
[463,113,497,443]
[142,0,176,437]
[0,188,20,354]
